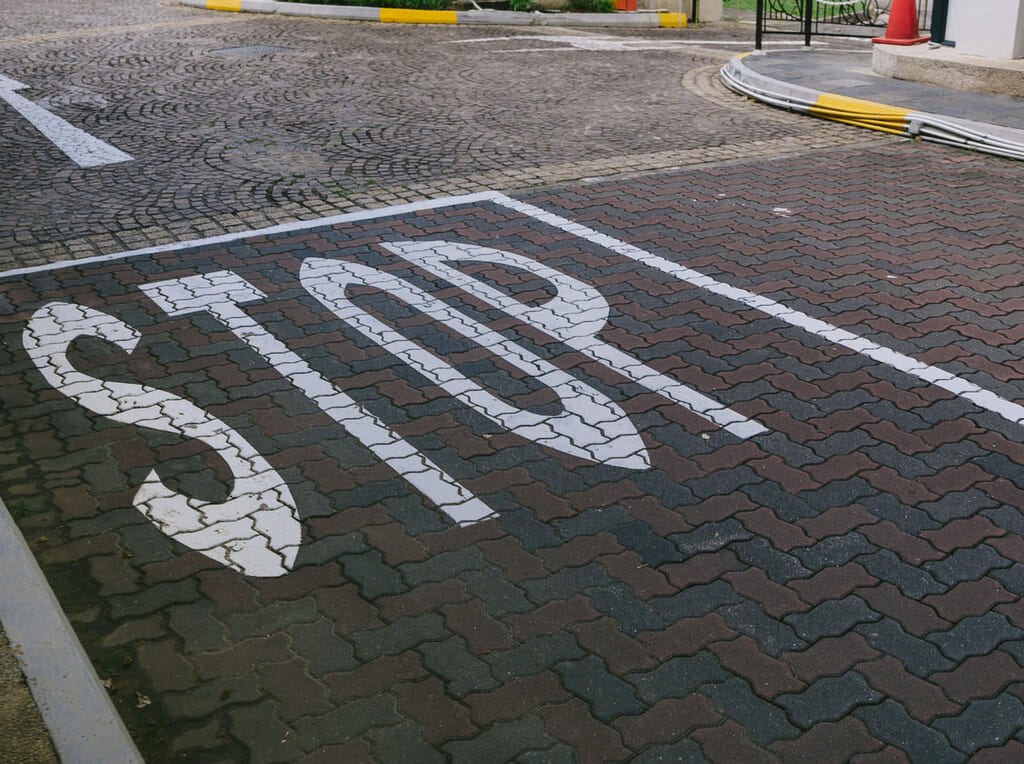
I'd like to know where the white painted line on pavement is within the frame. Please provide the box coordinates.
[0,499,143,763]
[496,194,1024,430]
[0,73,132,168]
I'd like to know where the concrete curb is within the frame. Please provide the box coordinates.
[0,499,142,763]
[722,51,1024,161]
[182,0,688,27]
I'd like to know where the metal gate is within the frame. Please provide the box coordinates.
[755,0,932,49]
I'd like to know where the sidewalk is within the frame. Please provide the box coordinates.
[723,46,1024,160]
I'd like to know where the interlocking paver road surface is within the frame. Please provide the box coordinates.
[4,1,1024,762]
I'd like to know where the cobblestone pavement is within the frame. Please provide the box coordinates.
[5,1,1024,763]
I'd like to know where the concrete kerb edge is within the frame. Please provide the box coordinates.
[0,499,143,764]
[181,0,687,27]
[722,52,1024,158]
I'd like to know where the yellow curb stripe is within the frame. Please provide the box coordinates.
[809,92,911,134]
[659,12,686,27]
[207,0,242,10]
[380,8,457,23]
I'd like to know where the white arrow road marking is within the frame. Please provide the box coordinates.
[0,73,132,168]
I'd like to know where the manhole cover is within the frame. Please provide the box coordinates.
[211,45,293,57]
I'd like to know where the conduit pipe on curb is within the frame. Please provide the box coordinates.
[721,55,1024,162]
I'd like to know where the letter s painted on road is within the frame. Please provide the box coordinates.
[22,301,302,578]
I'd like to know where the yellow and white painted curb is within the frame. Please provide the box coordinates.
[183,0,685,26]
[721,53,1024,161]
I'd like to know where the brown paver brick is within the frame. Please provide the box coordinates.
[709,636,806,699]
[919,515,1006,553]
[857,583,949,637]
[692,720,780,764]
[678,493,759,526]
[736,507,814,552]
[640,613,738,661]
[988,534,1024,565]
[612,696,722,750]
[569,617,656,675]
[663,549,746,590]
[768,717,884,762]
[505,595,600,640]
[725,567,810,618]
[860,521,943,565]
[857,657,959,723]
[198,568,261,615]
[464,672,570,727]
[363,522,430,566]
[393,676,478,745]
[324,652,428,703]
[850,746,912,763]
[253,563,346,603]
[783,633,881,684]
[477,537,548,584]
[598,550,678,600]
[862,468,940,506]
[192,634,293,680]
[923,579,1017,622]
[258,658,333,722]
[623,495,693,536]
[313,585,385,633]
[930,652,1024,704]
[441,599,516,653]
[538,699,632,762]
[797,504,880,541]
[376,580,471,622]
[539,533,622,572]
[790,563,879,606]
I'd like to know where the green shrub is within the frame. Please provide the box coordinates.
[510,0,535,10]
[564,0,615,11]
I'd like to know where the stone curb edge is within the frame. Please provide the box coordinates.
[722,51,1024,161]
[0,499,143,763]
[182,0,688,28]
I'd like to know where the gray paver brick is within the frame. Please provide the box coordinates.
[701,677,801,747]
[785,596,883,642]
[443,716,557,764]
[934,695,1024,756]
[856,700,966,764]
[555,656,646,722]
[351,612,450,662]
[286,619,359,676]
[293,695,402,750]
[628,651,728,705]
[419,636,500,698]
[225,598,320,641]
[776,671,884,730]
[486,634,585,683]
[367,721,445,764]
[719,601,808,658]
[228,700,304,764]
[927,613,1024,662]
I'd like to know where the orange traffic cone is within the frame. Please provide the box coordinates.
[872,0,930,45]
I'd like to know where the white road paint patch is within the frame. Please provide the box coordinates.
[0,73,132,168]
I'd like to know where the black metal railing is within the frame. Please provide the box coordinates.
[755,0,931,49]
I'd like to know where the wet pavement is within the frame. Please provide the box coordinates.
[4,1,1024,762]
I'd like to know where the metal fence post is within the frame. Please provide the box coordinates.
[756,0,764,50]
[803,0,813,45]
